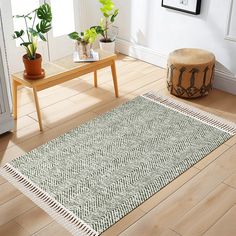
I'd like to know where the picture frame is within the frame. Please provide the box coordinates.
[162,0,202,15]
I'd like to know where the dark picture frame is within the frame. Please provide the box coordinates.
[162,0,201,15]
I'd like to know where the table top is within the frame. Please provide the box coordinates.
[12,49,117,87]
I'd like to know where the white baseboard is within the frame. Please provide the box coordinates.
[0,115,14,134]
[116,38,236,95]
[214,69,236,95]
[116,38,168,68]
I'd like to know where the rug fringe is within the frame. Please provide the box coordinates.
[0,163,98,236]
[142,92,236,135]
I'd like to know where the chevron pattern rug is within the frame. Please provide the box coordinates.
[1,92,236,236]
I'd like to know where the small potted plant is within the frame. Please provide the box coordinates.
[13,3,52,80]
[68,28,97,59]
[92,0,119,53]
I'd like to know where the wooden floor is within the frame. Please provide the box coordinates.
[0,54,236,236]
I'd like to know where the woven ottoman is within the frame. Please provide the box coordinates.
[167,48,215,98]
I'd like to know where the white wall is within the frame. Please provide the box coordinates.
[84,0,236,94]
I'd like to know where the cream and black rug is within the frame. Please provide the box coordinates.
[1,92,236,236]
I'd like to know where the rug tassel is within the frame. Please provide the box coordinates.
[0,163,98,236]
[142,92,236,135]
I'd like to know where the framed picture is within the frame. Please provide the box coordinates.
[162,0,201,15]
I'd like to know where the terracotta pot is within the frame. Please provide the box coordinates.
[23,53,44,79]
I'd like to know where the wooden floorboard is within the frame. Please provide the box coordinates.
[0,53,236,236]
[171,184,236,236]
[203,205,236,236]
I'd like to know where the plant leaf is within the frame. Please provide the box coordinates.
[83,28,97,44]
[13,14,25,18]
[28,28,38,37]
[99,0,115,15]
[20,42,32,47]
[38,32,46,41]
[103,12,110,18]
[91,26,104,36]
[12,30,24,39]
[37,3,52,22]
[36,20,51,34]
[110,9,118,22]
[110,15,115,22]
[68,31,81,40]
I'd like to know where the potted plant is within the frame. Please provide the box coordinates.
[92,0,119,53]
[12,3,52,80]
[68,28,97,59]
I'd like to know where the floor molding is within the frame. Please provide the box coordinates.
[0,115,13,134]
[116,38,168,68]
[214,69,236,95]
[116,38,236,95]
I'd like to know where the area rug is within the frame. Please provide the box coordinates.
[1,92,236,236]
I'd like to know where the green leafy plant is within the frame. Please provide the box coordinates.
[92,0,119,42]
[12,3,52,60]
[68,28,97,44]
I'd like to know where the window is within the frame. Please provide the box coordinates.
[51,0,75,37]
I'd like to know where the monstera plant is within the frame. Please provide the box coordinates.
[13,3,52,79]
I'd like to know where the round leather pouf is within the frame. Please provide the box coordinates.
[167,48,215,98]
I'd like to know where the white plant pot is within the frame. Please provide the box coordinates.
[99,40,116,53]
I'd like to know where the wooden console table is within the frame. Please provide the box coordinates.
[12,50,118,131]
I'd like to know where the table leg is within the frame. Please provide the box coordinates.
[12,80,18,120]
[32,87,43,131]
[94,70,98,88]
[111,60,119,98]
